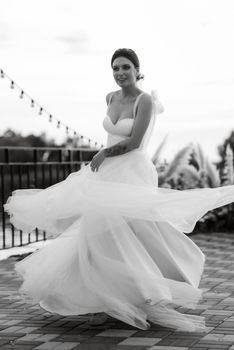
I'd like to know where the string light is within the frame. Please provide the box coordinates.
[0,67,102,149]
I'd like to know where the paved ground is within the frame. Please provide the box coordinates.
[0,232,234,350]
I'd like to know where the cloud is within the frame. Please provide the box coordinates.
[0,33,9,40]
[0,24,12,47]
[55,31,109,56]
[189,78,234,87]
[56,32,90,54]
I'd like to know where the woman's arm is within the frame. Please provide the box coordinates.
[103,93,153,157]
[103,138,134,157]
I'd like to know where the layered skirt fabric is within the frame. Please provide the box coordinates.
[4,150,234,332]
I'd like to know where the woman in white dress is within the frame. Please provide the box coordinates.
[4,48,234,332]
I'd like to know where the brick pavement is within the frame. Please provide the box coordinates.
[0,232,234,350]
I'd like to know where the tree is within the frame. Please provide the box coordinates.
[216,130,234,175]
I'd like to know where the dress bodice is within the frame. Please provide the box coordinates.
[102,90,164,152]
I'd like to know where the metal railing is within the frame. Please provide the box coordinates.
[0,146,98,249]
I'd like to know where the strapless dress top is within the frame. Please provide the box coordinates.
[103,114,134,137]
[102,90,164,150]
[103,114,147,149]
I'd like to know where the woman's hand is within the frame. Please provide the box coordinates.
[90,149,106,172]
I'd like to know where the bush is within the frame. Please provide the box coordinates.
[194,203,234,233]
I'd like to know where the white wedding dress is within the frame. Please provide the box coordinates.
[4,90,234,332]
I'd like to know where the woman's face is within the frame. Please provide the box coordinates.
[112,57,138,88]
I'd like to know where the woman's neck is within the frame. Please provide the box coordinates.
[120,85,142,98]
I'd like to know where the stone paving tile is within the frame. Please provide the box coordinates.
[1,233,234,350]
[132,329,173,338]
[0,325,27,334]
[34,342,79,350]
[52,334,92,343]
[0,338,10,346]
[70,345,114,350]
[33,342,68,349]
[16,333,59,342]
[1,319,23,326]
[109,346,148,350]
[118,336,161,346]
[81,335,126,345]
[192,342,231,349]
[56,344,81,350]
[148,347,189,350]
[96,329,138,337]
[16,333,43,341]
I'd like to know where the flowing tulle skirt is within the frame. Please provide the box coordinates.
[4,149,234,332]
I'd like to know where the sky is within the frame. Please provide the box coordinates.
[0,0,234,162]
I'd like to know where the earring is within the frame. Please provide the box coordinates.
[137,73,144,81]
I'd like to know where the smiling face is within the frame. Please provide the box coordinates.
[112,57,139,88]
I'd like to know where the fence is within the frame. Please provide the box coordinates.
[0,146,98,249]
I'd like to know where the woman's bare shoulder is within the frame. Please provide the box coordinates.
[106,92,113,105]
[105,90,122,105]
[140,91,152,100]
[138,92,153,109]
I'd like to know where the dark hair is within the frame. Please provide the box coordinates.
[111,48,144,81]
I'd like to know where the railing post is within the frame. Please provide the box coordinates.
[33,148,38,187]
[79,149,83,170]
[68,149,72,173]
[0,165,6,249]
[1,148,9,249]
[33,148,39,241]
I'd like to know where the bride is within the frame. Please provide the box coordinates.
[4,48,234,332]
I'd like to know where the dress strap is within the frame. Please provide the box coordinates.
[133,92,145,117]
[108,91,145,114]
[107,92,115,106]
